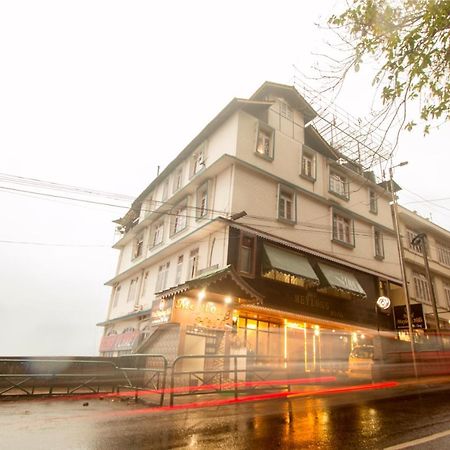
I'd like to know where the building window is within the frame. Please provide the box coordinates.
[332,211,354,246]
[132,234,144,260]
[171,199,188,235]
[150,221,164,248]
[369,190,378,214]
[329,171,349,199]
[444,283,450,309]
[301,150,315,180]
[437,243,450,267]
[278,186,296,223]
[280,101,293,120]
[155,262,170,292]
[374,229,384,259]
[175,255,184,285]
[239,234,256,276]
[187,248,199,280]
[196,182,209,219]
[413,272,431,304]
[255,124,274,160]
[127,277,139,303]
[161,179,169,202]
[123,327,135,334]
[141,271,149,297]
[173,167,184,193]
[406,230,423,254]
[190,146,206,177]
[112,285,121,308]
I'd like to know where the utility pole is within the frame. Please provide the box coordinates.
[411,233,442,347]
[389,163,418,377]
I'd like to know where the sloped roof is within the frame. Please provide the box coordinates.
[250,81,317,124]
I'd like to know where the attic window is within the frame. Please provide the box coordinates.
[280,101,292,120]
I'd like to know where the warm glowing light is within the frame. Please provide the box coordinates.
[332,329,335,333]
[352,332,358,343]
[224,296,232,304]
[284,319,288,368]
[286,321,304,329]
[198,290,206,301]
[360,334,366,339]
[246,323,257,329]
[314,329,320,336]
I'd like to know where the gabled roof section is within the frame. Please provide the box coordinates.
[156,264,263,303]
[250,81,317,124]
[304,125,339,160]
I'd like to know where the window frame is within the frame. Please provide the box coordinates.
[332,209,355,248]
[190,145,206,178]
[161,179,169,202]
[112,284,121,308]
[196,181,209,220]
[150,220,165,248]
[329,170,350,200]
[155,262,170,293]
[412,272,431,304]
[238,233,257,277]
[373,227,385,259]
[277,185,296,224]
[132,233,144,260]
[406,229,423,254]
[437,243,450,267]
[175,254,184,285]
[127,277,139,303]
[171,198,188,236]
[300,148,316,181]
[187,248,199,280]
[255,122,275,161]
[369,189,378,214]
[173,166,184,193]
[443,283,450,309]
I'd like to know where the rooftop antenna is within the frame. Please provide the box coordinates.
[157,165,160,176]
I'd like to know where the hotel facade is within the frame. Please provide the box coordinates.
[98,82,405,372]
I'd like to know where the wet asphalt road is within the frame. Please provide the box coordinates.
[1,384,450,449]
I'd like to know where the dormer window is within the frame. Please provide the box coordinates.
[280,101,293,120]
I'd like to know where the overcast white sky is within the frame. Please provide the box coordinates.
[1,1,449,355]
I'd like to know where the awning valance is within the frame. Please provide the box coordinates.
[317,263,366,297]
[157,265,263,303]
[263,244,319,284]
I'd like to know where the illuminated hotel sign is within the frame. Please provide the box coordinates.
[173,297,231,330]
[394,304,426,329]
[150,298,173,326]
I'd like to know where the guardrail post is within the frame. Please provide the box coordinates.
[169,362,175,407]
[160,357,167,407]
[234,356,238,400]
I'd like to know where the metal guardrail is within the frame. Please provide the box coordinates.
[169,354,309,406]
[115,354,168,406]
[0,355,168,405]
[0,358,123,396]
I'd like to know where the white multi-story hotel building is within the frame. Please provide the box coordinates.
[98,82,404,369]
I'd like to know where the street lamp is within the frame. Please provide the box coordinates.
[389,161,418,377]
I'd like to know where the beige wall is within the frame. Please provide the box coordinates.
[108,226,229,321]
[231,164,401,279]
